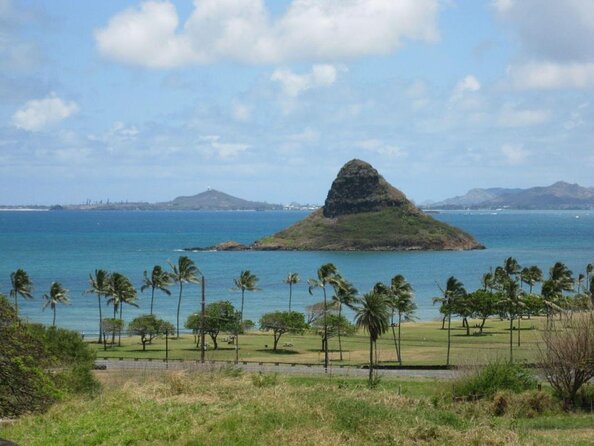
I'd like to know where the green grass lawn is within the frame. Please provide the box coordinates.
[90,318,545,366]
[3,369,593,446]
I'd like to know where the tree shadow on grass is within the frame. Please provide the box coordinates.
[256,349,300,355]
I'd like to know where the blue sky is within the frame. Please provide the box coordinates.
[2,0,594,205]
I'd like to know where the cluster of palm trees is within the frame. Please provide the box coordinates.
[433,257,594,364]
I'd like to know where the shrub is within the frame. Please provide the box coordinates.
[452,361,537,399]
[251,372,279,388]
[491,390,560,417]
[538,312,594,407]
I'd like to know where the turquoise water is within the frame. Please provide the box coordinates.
[1,210,593,333]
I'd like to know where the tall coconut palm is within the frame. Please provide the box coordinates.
[436,276,466,367]
[499,279,523,362]
[355,291,390,386]
[86,269,110,343]
[284,272,300,312]
[106,272,137,345]
[169,256,200,338]
[308,263,342,371]
[141,265,172,316]
[10,268,33,319]
[43,282,69,327]
[233,270,259,362]
[520,265,543,295]
[387,274,416,366]
[331,278,357,361]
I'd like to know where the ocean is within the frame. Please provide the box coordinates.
[1,209,593,333]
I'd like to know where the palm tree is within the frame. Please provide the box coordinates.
[284,272,300,312]
[308,263,342,371]
[331,278,357,361]
[43,282,69,327]
[355,291,390,386]
[387,274,416,366]
[436,276,466,367]
[86,269,110,343]
[10,268,33,319]
[586,263,593,292]
[106,272,137,345]
[499,279,523,362]
[520,265,543,295]
[141,265,172,316]
[233,270,259,362]
[169,256,200,338]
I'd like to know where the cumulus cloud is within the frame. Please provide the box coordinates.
[356,139,407,158]
[11,93,79,131]
[95,0,439,68]
[501,143,529,165]
[452,75,481,97]
[507,62,594,89]
[271,64,338,97]
[497,105,550,127]
[495,0,594,89]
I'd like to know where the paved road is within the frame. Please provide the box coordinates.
[95,359,456,379]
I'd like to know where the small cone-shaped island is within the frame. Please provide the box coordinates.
[189,160,483,251]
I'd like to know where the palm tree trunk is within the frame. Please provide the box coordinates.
[323,287,328,372]
[398,312,402,366]
[14,294,18,319]
[390,312,400,365]
[288,283,292,312]
[97,294,103,343]
[509,315,513,362]
[368,336,374,385]
[119,305,123,347]
[150,286,155,316]
[52,306,56,327]
[517,313,521,346]
[236,289,245,363]
[176,282,183,337]
[338,304,343,361]
[446,311,452,367]
[112,304,117,345]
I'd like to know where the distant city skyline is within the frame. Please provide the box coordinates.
[2,0,594,205]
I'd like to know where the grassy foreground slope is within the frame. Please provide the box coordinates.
[3,371,593,446]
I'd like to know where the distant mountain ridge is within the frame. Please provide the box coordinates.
[51,189,285,211]
[429,181,594,209]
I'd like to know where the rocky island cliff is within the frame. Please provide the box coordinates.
[188,159,483,252]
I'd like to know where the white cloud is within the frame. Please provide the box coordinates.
[496,1,594,90]
[95,0,439,68]
[452,75,481,97]
[11,93,79,131]
[232,102,251,122]
[507,62,594,89]
[501,143,529,165]
[356,139,407,158]
[211,142,250,159]
[497,106,550,127]
[271,64,338,97]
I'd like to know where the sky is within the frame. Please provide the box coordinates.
[2,0,594,206]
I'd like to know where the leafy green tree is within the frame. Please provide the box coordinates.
[355,291,390,386]
[9,268,33,319]
[436,276,466,367]
[259,311,307,351]
[331,278,357,361]
[284,272,300,312]
[141,265,172,316]
[42,282,69,327]
[311,313,355,352]
[101,318,123,348]
[128,314,174,351]
[386,275,415,365]
[86,269,110,343]
[169,256,200,338]
[308,263,343,371]
[233,270,259,362]
[468,289,500,334]
[106,272,137,346]
[185,301,240,350]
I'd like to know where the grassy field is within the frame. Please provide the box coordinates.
[90,318,545,366]
[2,368,593,446]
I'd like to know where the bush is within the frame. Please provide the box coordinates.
[251,372,279,388]
[0,296,98,418]
[452,361,537,399]
[491,390,560,417]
